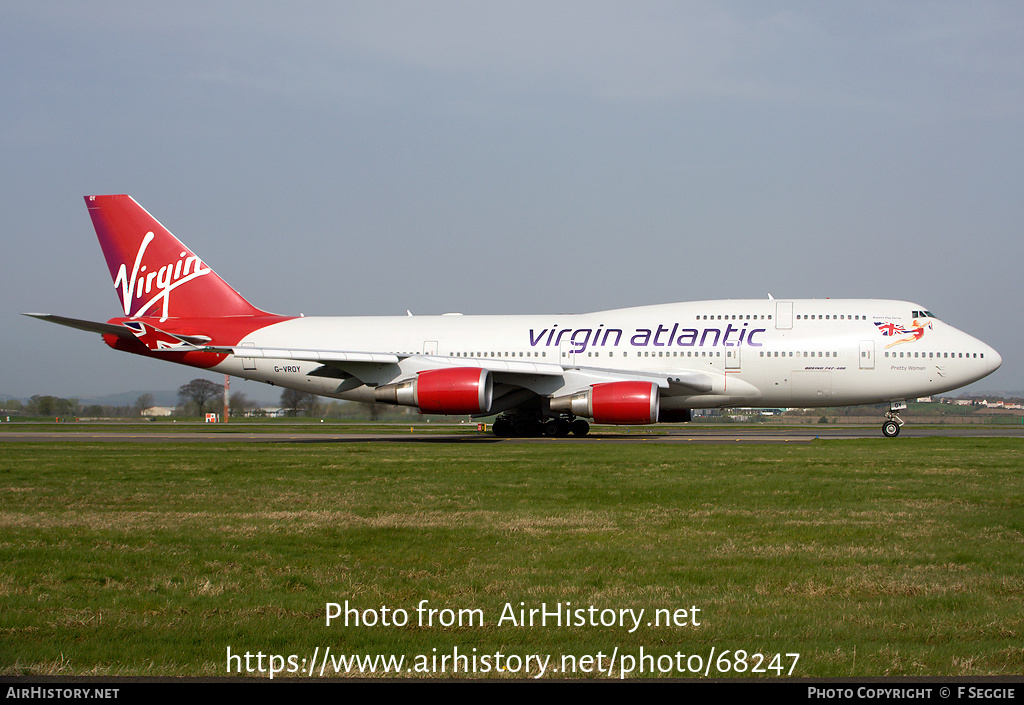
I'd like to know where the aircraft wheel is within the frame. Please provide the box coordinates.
[492,418,511,437]
[882,420,901,437]
[513,418,536,437]
[543,419,560,437]
[571,419,590,437]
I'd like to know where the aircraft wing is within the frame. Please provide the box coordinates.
[201,344,563,374]
[200,344,715,393]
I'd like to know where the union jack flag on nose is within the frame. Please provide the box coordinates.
[874,321,908,336]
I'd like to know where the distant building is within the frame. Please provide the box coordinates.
[142,406,173,417]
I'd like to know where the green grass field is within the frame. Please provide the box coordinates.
[1,438,1022,679]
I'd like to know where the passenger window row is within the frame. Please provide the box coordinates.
[885,351,985,359]
[795,314,865,320]
[695,314,769,320]
[759,351,839,358]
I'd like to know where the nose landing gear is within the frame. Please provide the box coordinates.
[882,401,906,437]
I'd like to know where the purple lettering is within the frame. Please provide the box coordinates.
[570,329,592,353]
[631,329,652,346]
[528,323,768,349]
[676,328,698,346]
[602,328,622,346]
[722,323,739,346]
[700,328,721,346]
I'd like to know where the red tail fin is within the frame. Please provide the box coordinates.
[86,195,269,321]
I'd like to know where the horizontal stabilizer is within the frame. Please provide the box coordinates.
[121,321,211,351]
[23,313,135,339]
[24,313,215,353]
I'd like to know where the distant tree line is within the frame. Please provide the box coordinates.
[0,395,135,418]
[1,380,413,421]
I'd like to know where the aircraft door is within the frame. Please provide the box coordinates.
[775,301,793,329]
[725,346,741,370]
[423,340,438,356]
[559,340,575,366]
[859,340,875,370]
[239,341,256,370]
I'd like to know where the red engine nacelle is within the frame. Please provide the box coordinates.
[374,367,493,415]
[416,367,493,415]
[551,381,660,424]
[590,381,660,424]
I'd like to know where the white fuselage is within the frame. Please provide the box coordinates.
[209,299,1001,412]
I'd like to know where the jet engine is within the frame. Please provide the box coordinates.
[374,367,493,415]
[550,381,660,424]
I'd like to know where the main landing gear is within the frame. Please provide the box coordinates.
[491,414,590,438]
[882,401,907,437]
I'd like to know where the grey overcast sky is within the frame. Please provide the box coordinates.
[2,1,1022,401]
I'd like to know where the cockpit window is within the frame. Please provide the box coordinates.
[911,310,936,319]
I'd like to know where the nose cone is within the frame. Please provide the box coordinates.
[987,345,1002,375]
[951,326,1002,386]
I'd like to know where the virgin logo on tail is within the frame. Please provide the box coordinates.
[114,231,211,321]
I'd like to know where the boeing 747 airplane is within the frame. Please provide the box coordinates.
[27,195,1001,437]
